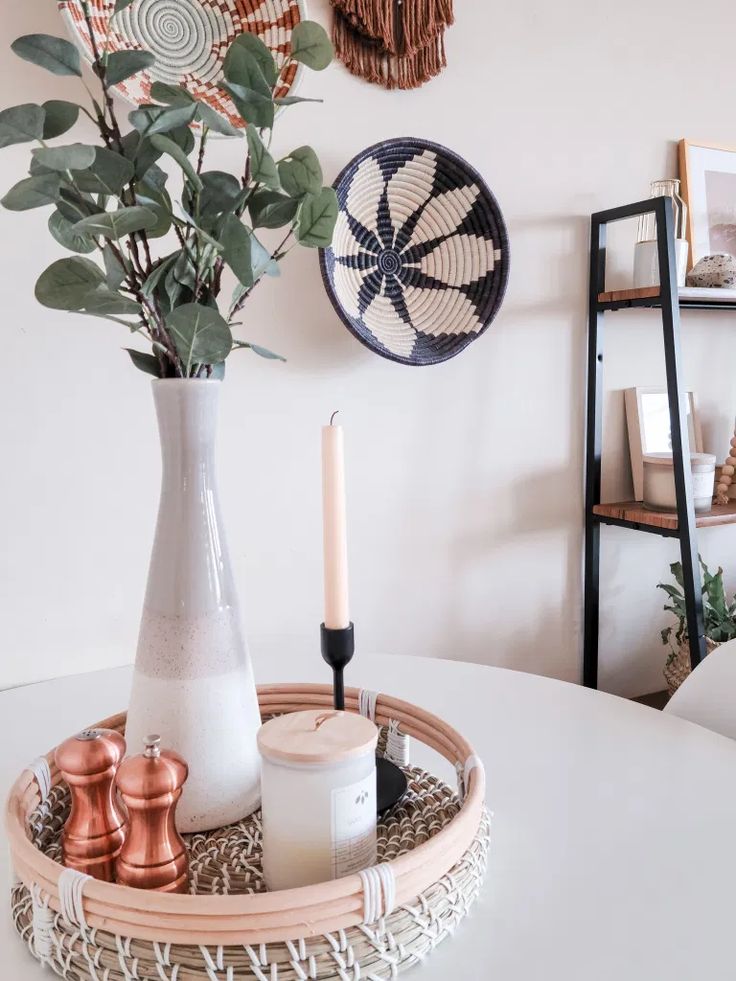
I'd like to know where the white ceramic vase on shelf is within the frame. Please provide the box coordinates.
[125,379,261,832]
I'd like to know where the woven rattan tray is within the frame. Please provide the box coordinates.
[7,684,489,980]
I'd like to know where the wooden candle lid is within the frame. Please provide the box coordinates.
[257,710,378,764]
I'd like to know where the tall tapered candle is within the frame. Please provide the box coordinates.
[322,412,350,629]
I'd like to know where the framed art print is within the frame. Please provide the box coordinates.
[679,140,736,268]
[625,387,703,500]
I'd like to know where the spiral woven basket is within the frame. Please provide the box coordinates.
[7,683,489,980]
[319,138,509,366]
[58,0,306,126]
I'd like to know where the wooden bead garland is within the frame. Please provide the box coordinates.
[715,429,736,504]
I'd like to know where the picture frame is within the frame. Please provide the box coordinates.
[624,387,703,500]
[679,139,736,269]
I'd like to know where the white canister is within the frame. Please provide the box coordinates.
[633,239,688,288]
[258,709,378,891]
[642,452,716,513]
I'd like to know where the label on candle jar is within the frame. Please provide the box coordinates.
[331,770,377,878]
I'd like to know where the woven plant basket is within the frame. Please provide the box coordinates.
[664,637,719,696]
[7,684,489,980]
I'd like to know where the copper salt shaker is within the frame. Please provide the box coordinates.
[115,735,189,893]
[55,728,127,882]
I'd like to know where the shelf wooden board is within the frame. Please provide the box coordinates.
[598,286,736,306]
[593,500,736,530]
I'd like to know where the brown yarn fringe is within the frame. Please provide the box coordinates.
[331,0,454,90]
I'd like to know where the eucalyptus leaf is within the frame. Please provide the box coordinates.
[248,189,298,229]
[223,44,271,97]
[72,147,134,195]
[250,232,278,279]
[11,34,82,76]
[166,302,233,374]
[105,49,155,86]
[48,209,96,254]
[121,131,163,181]
[219,81,274,130]
[73,205,158,239]
[198,170,241,217]
[1,173,60,211]
[289,21,333,71]
[168,124,196,156]
[278,145,321,197]
[141,254,177,298]
[150,82,194,106]
[81,289,140,315]
[149,134,203,191]
[0,104,45,149]
[228,33,277,86]
[114,0,137,13]
[126,347,161,376]
[130,103,198,136]
[42,100,79,139]
[221,213,253,287]
[135,188,172,238]
[102,244,127,289]
[233,339,285,361]
[35,256,105,310]
[195,101,242,137]
[57,185,98,223]
[32,143,96,172]
[295,186,338,247]
[247,126,280,189]
[273,96,323,106]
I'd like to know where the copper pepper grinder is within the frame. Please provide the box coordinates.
[55,728,127,882]
[115,735,189,893]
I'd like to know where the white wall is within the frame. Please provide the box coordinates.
[2,0,736,696]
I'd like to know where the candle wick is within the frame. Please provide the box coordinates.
[330,410,340,426]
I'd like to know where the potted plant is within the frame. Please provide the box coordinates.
[0,4,338,830]
[657,559,736,695]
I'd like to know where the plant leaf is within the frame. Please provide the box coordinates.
[221,213,254,287]
[130,102,198,136]
[35,256,105,310]
[219,81,274,130]
[223,44,271,96]
[227,33,277,86]
[11,34,82,77]
[42,100,79,139]
[1,173,60,211]
[102,244,127,288]
[251,232,279,279]
[0,103,45,148]
[135,187,172,238]
[195,101,243,137]
[73,205,158,239]
[56,185,98,223]
[274,95,323,106]
[289,21,333,71]
[295,186,338,247]
[72,147,134,195]
[32,143,96,172]
[114,0,137,12]
[198,170,242,218]
[247,126,280,189]
[149,134,203,191]
[81,289,140,315]
[249,189,298,229]
[233,339,285,361]
[48,209,96,254]
[141,254,177,298]
[126,347,161,376]
[150,82,194,106]
[166,302,233,374]
[105,49,155,86]
[278,145,322,197]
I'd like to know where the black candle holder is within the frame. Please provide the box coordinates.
[320,622,407,813]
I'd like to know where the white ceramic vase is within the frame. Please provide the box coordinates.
[125,379,262,832]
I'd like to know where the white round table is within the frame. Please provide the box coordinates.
[2,653,735,980]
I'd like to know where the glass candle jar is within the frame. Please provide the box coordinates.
[642,452,716,513]
[257,709,378,891]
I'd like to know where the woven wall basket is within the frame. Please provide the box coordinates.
[319,138,510,366]
[58,0,306,127]
[7,683,489,980]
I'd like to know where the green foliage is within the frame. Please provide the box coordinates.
[2,19,337,377]
[657,559,736,657]
[11,35,82,77]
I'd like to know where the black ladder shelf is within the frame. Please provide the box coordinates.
[584,196,736,690]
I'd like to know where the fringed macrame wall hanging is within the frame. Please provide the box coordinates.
[331,0,454,90]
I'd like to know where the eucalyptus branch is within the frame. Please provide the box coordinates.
[229,229,293,319]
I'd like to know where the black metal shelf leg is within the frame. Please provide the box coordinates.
[583,216,606,688]
[655,197,706,671]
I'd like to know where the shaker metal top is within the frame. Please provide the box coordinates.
[257,709,378,765]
